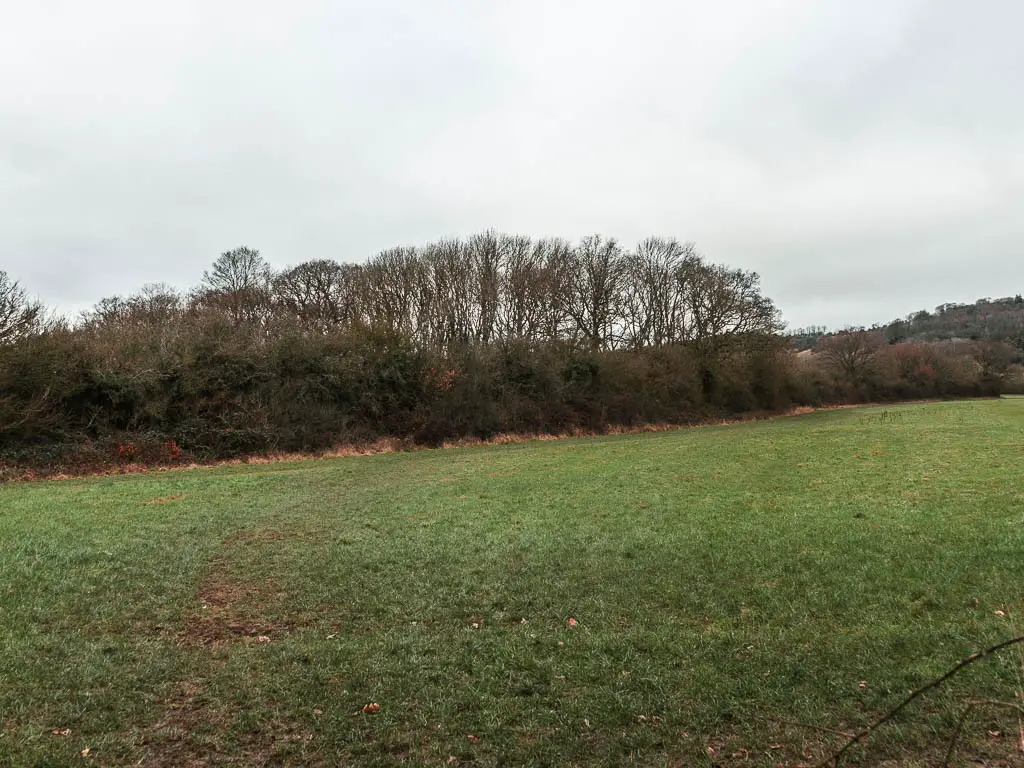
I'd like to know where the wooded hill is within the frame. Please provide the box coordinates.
[791,295,1024,352]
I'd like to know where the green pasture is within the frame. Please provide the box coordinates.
[2,400,1023,766]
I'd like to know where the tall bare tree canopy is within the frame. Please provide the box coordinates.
[61,232,783,353]
[66,233,785,352]
[274,260,359,331]
[332,233,780,351]
[199,246,273,324]
[685,262,782,348]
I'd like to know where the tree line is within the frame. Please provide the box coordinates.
[74,234,780,351]
[0,233,1008,478]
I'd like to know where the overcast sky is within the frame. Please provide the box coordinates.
[3,1,1022,330]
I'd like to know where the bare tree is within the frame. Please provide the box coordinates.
[419,238,471,347]
[79,284,182,332]
[563,235,629,350]
[198,246,273,324]
[684,260,781,346]
[466,231,504,345]
[360,247,424,337]
[676,258,782,395]
[0,270,43,343]
[494,236,573,343]
[817,330,884,386]
[273,259,360,331]
[79,295,131,330]
[621,237,695,348]
[132,283,183,324]
[497,235,538,340]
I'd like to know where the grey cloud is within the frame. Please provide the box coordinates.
[2,0,1021,330]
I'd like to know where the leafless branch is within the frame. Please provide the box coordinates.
[818,635,1024,768]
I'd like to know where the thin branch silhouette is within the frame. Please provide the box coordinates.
[942,699,1024,767]
[817,634,1024,767]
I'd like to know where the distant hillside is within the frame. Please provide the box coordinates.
[791,294,1024,351]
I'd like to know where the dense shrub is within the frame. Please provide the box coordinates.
[0,234,1009,477]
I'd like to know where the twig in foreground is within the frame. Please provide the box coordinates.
[816,634,1024,768]
[943,699,1024,767]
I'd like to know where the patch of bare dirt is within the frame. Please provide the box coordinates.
[178,530,307,648]
[136,680,320,768]
[137,528,330,764]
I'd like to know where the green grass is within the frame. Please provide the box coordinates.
[2,400,1024,766]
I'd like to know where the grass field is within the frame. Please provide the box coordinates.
[2,400,1023,767]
